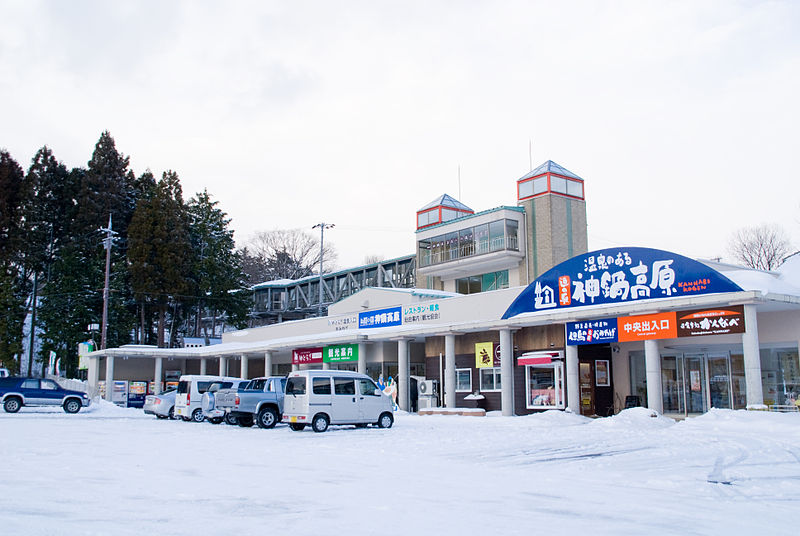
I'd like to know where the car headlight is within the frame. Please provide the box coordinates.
[82,394,88,398]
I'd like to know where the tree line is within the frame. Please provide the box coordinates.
[0,131,251,376]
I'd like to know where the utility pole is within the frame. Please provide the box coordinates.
[99,215,117,350]
[312,222,334,317]
[26,272,38,377]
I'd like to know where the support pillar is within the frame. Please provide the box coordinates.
[200,358,207,375]
[743,304,764,408]
[154,357,163,395]
[644,339,663,414]
[398,338,410,412]
[104,355,115,402]
[322,361,331,370]
[240,355,248,379]
[566,343,579,413]
[445,334,456,408]
[358,342,367,375]
[264,351,272,376]
[88,356,100,398]
[499,329,514,416]
[219,356,227,376]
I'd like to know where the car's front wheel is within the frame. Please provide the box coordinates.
[3,397,22,413]
[191,408,204,423]
[312,414,329,433]
[63,398,82,414]
[377,412,394,429]
[256,407,278,429]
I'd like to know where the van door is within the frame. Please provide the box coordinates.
[357,378,385,423]
[331,377,360,423]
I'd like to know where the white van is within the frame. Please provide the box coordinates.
[282,370,394,433]
[175,375,241,422]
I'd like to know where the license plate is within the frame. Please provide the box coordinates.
[290,416,297,423]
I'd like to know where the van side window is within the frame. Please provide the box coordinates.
[359,379,379,396]
[334,378,356,395]
[197,381,213,394]
[286,377,306,395]
[312,377,332,395]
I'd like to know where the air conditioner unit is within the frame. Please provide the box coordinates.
[418,379,438,396]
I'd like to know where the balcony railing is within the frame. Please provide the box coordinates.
[419,235,519,268]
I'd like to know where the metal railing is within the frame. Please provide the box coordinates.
[419,235,519,267]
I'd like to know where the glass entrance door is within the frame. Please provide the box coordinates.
[660,353,733,416]
[683,354,707,414]
[707,353,733,409]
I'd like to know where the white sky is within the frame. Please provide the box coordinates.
[2,1,799,269]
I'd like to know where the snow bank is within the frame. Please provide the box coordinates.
[588,406,675,429]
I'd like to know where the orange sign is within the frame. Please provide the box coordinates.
[617,312,677,342]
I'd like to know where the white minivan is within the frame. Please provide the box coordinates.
[175,375,242,423]
[282,370,394,433]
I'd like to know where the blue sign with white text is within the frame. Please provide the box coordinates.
[566,319,619,345]
[359,306,402,329]
[502,247,743,319]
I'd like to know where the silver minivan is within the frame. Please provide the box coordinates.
[282,370,394,433]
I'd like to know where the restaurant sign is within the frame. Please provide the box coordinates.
[292,347,323,365]
[676,306,745,337]
[503,247,743,319]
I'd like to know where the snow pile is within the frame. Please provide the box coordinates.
[588,406,675,429]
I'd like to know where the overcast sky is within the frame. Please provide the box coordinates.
[2,1,799,270]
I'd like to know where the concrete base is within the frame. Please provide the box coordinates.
[418,408,486,417]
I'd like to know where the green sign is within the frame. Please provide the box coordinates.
[323,344,359,363]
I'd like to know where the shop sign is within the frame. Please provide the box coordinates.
[503,247,743,318]
[328,315,357,332]
[323,343,359,363]
[475,342,494,368]
[293,347,323,365]
[617,312,677,342]
[566,319,618,345]
[676,305,745,337]
[518,350,564,366]
[359,306,402,329]
[403,302,441,324]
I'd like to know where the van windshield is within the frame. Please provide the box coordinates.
[286,377,306,395]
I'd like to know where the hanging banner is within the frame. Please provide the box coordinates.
[323,343,359,363]
[292,347,323,365]
[676,306,745,337]
[503,247,743,318]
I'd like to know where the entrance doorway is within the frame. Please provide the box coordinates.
[577,345,615,417]
[661,353,734,415]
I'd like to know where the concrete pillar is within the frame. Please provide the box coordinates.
[154,357,163,395]
[219,356,227,376]
[445,334,456,408]
[398,338,410,412]
[104,355,115,402]
[291,364,299,372]
[200,358,207,375]
[500,329,514,416]
[322,361,331,370]
[240,355,248,379]
[264,351,272,376]
[566,343,579,413]
[644,339,663,413]
[88,356,100,398]
[743,304,764,408]
[358,343,367,375]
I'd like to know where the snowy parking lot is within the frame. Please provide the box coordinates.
[2,402,799,535]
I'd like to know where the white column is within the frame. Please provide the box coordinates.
[358,343,367,375]
[322,361,331,370]
[743,304,764,408]
[104,355,115,402]
[566,343,579,413]
[398,339,410,412]
[445,334,456,408]
[644,339,663,414]
[219,356,227,376]
[200,358,207,375]
[88,356,100,398]
[154,357,163,395]
[264,351,273,376]
[291,364,299,372]
[240,355,248,379]
[500,329,514,416]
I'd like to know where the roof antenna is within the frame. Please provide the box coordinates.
[458,164,461,200]
[529,139,533,171]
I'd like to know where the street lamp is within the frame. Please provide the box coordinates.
[312,223,334,316]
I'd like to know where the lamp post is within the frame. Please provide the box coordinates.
[99,215,117,350]
[312,223,334,316]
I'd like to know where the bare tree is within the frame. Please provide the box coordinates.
[363,254,385,265]
[728,224,792,270]
[240,229,337,285]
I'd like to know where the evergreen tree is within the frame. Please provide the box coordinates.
[128,170,192,347]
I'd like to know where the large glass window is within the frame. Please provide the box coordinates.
[445,232,458,262]
[506,219,518,250]
[459,228,474,258]
[474,224,489,254]
[525,362,564,409]
[760,347,800,406]
[567,180,583,198]
[489,220,505,251]
[480,368,501,391]
[457,270,508,294]
[518,179,533,199]
[456,369,472,392]
[533,176,548,195]
[550,176,567,194]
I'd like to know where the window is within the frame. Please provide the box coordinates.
[533,176,547,195]
[312,377,331,395]
[286,377,306,395]
[518,179,533,199]
[456,369,472,392]
[249,379,267,391]
[474,224,489,254]
[177,381,189,394]
[525,362,565,409]
[196,381,213,394]
[550,176,567,194]
[359,379,380,396]
[506,219,518,250]
[40,380,58,390]
[480,368,501,391]
[489,220,505,251]
[567,180,583,198]
[334,378,356,395]
[459,228,474,258]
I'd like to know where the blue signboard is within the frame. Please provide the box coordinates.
[503,247,743,319]
[359,306,402,329]
[566,319,618,345]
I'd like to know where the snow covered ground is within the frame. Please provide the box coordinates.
[1,402,799,535]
